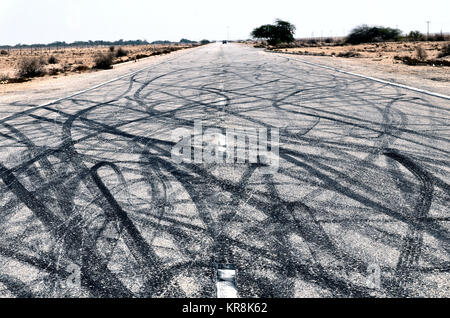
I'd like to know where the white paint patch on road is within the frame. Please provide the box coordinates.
[216,265,238,298]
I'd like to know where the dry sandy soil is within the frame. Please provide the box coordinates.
[0,44,194,87]
[282,41,449,62]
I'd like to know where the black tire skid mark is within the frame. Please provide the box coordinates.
[264,173,380,297]
[280,149,448,244]
[0,274,34,298]
[1,45,448,298]
[138,150,207,265]
[384,150,434,297]
[142,145,376,297]
[279,149,447,297]
[60,82,446,298]
[1,121,83,291]
[0,163,133,297]
[282,93,406,232]
[0,56,202,297]
[90,161,172,296]
[56,98,159,297]
[266,53,450,146]
[263,174,310,297]
[2,122,76,220]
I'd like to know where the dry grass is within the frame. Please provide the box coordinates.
[415,46,428,60]
[0,44,194,83]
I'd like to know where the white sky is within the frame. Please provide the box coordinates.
[1,0,449,45]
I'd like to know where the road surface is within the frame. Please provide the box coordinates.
[0,43,449,298]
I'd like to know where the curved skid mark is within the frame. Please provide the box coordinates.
[384,150,435,296]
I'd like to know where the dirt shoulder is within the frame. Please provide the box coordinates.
[265,41,450,96]
[0,44,194,85]
[0,46,198,107]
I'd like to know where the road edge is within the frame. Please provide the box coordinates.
[36,45,201,108]
[270,51,450,100]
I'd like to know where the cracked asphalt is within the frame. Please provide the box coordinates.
[0,43,449,298]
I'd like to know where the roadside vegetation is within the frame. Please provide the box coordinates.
[0,41,206,84]
[17,57,46,79]
[346,25,402,44]
[93,53,114,70]
[251,19,296,46]
[251,22,449,68]
[115,47,129,58]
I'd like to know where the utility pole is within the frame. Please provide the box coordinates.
[426,21,431,38]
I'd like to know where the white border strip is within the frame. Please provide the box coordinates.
[274,52,450,100]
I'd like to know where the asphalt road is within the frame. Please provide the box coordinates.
[0,43,449,298]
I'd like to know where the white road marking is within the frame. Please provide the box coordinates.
[276,52,450,100]
[217,265,238,298]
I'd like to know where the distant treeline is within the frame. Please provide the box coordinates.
[0,39,201,49]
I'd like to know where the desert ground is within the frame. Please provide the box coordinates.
[0,44,195,85]
[280,41,449,62]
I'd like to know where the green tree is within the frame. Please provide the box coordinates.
[251,19,296,46]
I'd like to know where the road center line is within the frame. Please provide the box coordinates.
[216,264,238,298]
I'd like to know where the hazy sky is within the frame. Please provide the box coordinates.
[1,0,449,45]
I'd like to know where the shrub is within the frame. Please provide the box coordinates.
[115,47,128,58]
[200,39,210,45]
[17,57,46,78]
[73,64,89,72]
[0,50,8,55]
[94,53,113,69]
[346,25,402,44]
[0,73,10,82]
[109,46,115,52]
[415,46,428,60]
[48,55,58,64]
[438,44,450,58]
[408,31,424,41]
[337,51,361,58]
[135,53,150,59]
[48,68,61,76]
[394,55,450,67]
